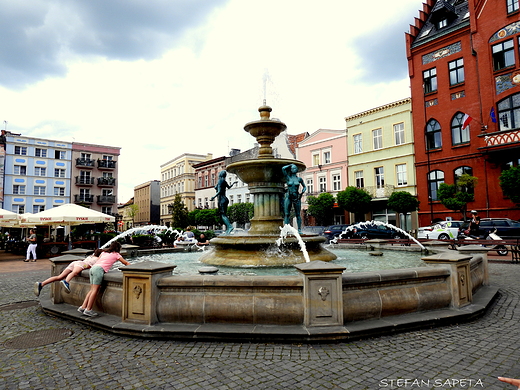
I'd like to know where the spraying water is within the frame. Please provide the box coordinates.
[331,221,426,251]
[101,225,182,249]
[276,224,310,263]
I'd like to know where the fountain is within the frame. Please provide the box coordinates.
[199,104,336,266]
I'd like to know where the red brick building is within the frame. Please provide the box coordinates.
[406,0,520,225]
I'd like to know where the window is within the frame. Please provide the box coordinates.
[451,112,470,145]
[394,123,405,145]
[81,152,91,159]
[80,188,91,201]
[372,128,383,150]
[454,166,474,194]
[437,18,448,29]
[33,205,45,213]
[332,174,341,191]
[492,39,515,71]
[396,164,408,186]
[319,176,326,192]
[428,170,445,201]
[55,150,65,159]
[12,205,25,214]
[102,207,112,214]
[35,148,47,157]
[198,176,202,188]
[355,171,364,188]
[353,134,362,154]
[14,146,27,155]
[306,178,314,194]
[426,119,442,150]
[507,0,519,14]
[449,58,464,85]
[497,92,520,131]
[423,68,437,94]
[323,151,331,164]
[13,185,26,195]
[54,168,65,178]
[14,165,27,175]
[312,154,320,166]
[34,167,46,176]
[54,187,65,196]
[204,175,208,187]
[237,194,242,203]
[102,155,113,161]
[375,167,384,188]
[34,186,46,195]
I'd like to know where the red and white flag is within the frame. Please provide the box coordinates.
[462,113,473,129]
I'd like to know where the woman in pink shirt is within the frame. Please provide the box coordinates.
[79,241,130,317]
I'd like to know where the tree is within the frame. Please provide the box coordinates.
[126,204,139,227]
[387,191,420,230]
[228,202,254,228]
[336,186,372,220]
[307,193,335,226]
[170,194,189,229]
[194,209,220,228]
[500,166,520,205]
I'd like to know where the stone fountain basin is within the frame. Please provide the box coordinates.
[226,158,305,184]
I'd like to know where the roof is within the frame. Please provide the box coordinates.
[287,132,309,155]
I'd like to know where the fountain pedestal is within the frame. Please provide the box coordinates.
[200,104,336,266]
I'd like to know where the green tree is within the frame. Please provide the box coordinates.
[195,209,220,228]
[499,166,520,205]
[170,194,189,229]
[387,191,420,230]
[228,202,254,228]
[126,203,139,226]
[307,193,335,226]
[336,186,372,220]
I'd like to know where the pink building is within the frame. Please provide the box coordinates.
[296,129,349,225]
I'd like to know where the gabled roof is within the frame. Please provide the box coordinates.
[287,132,309,155]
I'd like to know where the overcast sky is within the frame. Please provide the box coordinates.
[0,0,420,203]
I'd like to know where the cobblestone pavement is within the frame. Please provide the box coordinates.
[1,263,519,390]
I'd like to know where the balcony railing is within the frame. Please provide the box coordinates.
[483,128,520,147]
[75,177,95,186]
[76,158,95,168]
[74,195,94,204]
[97,159,117,169]
[364,184,395,199]
[97,177,116,187]
[97,195,116,205]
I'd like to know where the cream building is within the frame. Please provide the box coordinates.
[345,98,418,231]
[160,153,212,226]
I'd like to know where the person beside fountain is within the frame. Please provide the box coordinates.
[282,164,306,234]
[196,233,210,246]
[210,170,238,235]
[78,241,130,317]
[33,248,104,297]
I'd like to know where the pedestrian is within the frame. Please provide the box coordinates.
[24,229,38,262]
[79,241,130,317]
[196,233,210,246]
[33,248,103,297]
[468,209,481,237]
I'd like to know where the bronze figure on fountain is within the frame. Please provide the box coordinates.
[282,164,306,234]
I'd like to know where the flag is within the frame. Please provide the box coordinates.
[490,107,497,123]
[462,113,473,129]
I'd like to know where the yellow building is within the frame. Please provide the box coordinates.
[160,153,212,226]
[345,98,418,231]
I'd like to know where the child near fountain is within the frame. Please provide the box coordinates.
[79,241,130,317]
[33,248,103,297]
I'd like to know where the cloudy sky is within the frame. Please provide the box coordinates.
[0,0,421,203]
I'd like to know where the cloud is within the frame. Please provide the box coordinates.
[0,0,227,89]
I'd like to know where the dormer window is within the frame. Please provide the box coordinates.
[437,18,448,29]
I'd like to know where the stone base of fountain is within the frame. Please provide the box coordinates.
[199,235,337,266]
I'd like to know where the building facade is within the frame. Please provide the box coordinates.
[134,180,160,226]
[71,142,120,215]
[3,134,72,213]
[297,129,348,225]
[345,98,418,229]
[406,0,520,225]
[160,153,212,226]
[193,156,226,210]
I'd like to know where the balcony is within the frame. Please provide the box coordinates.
[76,158,95,168]
[74,195,94,204]
[97,195,116,205]
[75,177,95,186]
[364,185,395,199]
[97,177,116,187]
[98,159,117,170]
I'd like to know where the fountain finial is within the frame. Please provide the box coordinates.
[259,104,272,120]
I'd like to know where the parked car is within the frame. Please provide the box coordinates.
[341,223,407,240]
[458,218,520,239]
[301,226,326,236]
[417,220,464,240]
[324,224,350,242]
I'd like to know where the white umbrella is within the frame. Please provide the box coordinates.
[0,208,21,226]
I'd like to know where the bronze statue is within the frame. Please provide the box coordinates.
[282,164,306,234]
[210,170,237,235]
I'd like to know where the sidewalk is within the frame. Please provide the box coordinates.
[0,251,52,273]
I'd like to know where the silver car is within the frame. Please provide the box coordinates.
[417,220,463,240]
